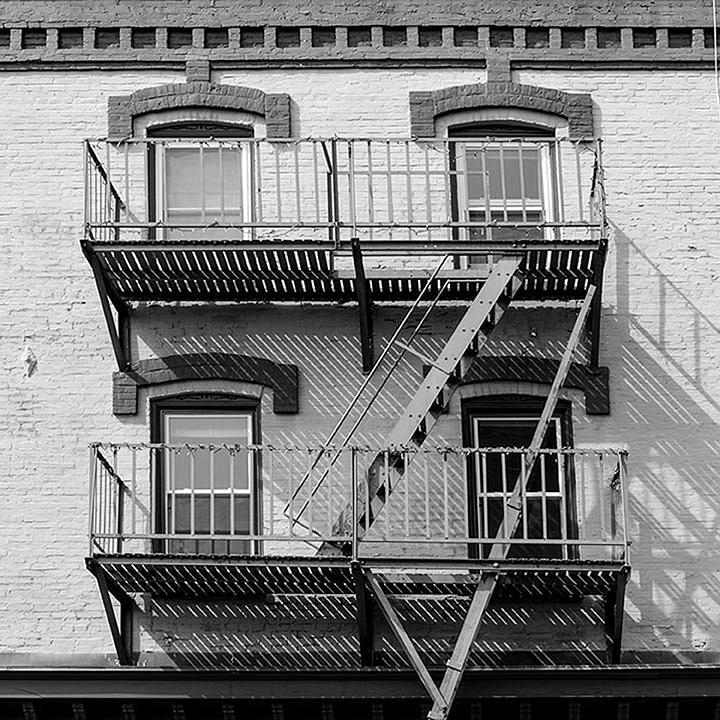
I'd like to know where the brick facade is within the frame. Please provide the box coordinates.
[0,0,719,681]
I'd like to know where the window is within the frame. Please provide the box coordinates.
[451,122,557,243]
[148,122,254,239]
[464,396,577,559]
[152,397,258,555]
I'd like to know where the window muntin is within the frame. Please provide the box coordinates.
[470,411,575,559]
[148,122,254,240]
[157,141,253,239]
[162,410,254,554]
[451,123,558,242]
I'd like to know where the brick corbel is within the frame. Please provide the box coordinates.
[409,81,594,140]
[460,355,609,414]
[108,82,292,139]
[113,352,299,415]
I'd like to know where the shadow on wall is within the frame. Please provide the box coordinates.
[127,222,720,667]
[602,224,720,658]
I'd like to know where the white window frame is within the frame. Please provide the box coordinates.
[155,139,254,240]
[471,414,569,556]
[162,411,255,552]
[455,138,557,242]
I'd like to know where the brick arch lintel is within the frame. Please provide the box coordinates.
[409,81,594,140]
[108,81,292,139]
[113,352,299,415]
[459,355,609,415]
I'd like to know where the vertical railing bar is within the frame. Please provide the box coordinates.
[405,141,413,242]
[351,448,358,559]
[347,140,357,236]
[189,450,195,538]
[274,144,282,222]
[248,447,255,552]
[123,141,130,224]
[423,143,432,244]
[83,142,89,233]
[288,449,295,537]
[620,451,630,564]
[386,450,393,539]
[464,451,471,542]
[598,453,607,542]
[149,448,156,539]
[555,138,565,223]
[267,448,274,538]
[481,146,492,242]
[424,452,430,539]
[540,452,548,541]
[499,144,508,222]
[326,446,333,540]
[112,448,119,551]
[443,452,449,540]
[520,453,528,541]
[364,450,371,536]
[559,450,568,560]
[443,139,452,242]
[219,143,225,221]
[88,446,97,555]
[254,141,264,224]
[501,452,509,540]
[518,142,527,222]
[404,449,410,540]
[578,449,586,545]
[294,142,302,224]
[199,143,206,223]
[481,451,488,545]
[367,139,375,242]
[131,447,137,539]
[313,141,321,224]
[386,141,394,242]
[575,142,584,222]
[306,449,314,536]
[105,141,112,229]
[230,448,236,544]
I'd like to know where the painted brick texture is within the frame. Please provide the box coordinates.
[0,60,719,668]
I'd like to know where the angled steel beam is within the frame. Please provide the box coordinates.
[428,285,598,720]
[364,570,446,712]
[352,562,375,666]
[92,567,133,666]
[351,237,374,372]
[80,240,130,371]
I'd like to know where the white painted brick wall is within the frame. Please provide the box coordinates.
[0,66,718,663]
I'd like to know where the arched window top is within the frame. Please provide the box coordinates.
[107,82,292,140]
[147,121,254,138]
[409,81,594,140]
[448,119,556,139]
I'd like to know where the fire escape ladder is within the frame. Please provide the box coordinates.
[352,285,602,720]
[322,254,525,545]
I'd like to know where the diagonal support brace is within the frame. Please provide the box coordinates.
[81,240,130,371]
[91,565,135,666]
[351,237,375,373]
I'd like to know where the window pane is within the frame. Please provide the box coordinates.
[165,148,201,209]
[165,414,251,491]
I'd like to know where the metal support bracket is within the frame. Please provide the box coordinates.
[605,566,629,664]
[89,563,135,666]
[352,561,375,666]
[81,240,130,371]
[351,237,375,372]
[589,236,608,368]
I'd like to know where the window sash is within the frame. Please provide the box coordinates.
[161,411,255,545]
[155,140,254,239]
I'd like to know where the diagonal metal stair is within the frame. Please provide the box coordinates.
[322,255,525,548]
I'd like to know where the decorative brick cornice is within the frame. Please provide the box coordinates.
[461,355,609,414]
[112,353,299,415]
[108,81,292,139]
[410,81,594,140]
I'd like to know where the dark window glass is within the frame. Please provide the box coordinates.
[525,28,549,48]
[347,27,372,47]
[383,27,407,46]
[418,26,443,47]
[276,27,301,47]
[668,28,692,48]
[239,27,264,47]
[597,28,621,49]
[633,28,656,48]
[167,28,193,48]
[95,28,120,49]
[489,27,514,48]
[0,29,9,48]
[705,28,716,48]
[131,28,156,49]
[454,26,478,46]
[561,28,585,49]
[58,28,83,49]
[204,28,228,48]
[312,27,336,47]
[22,29,46,48]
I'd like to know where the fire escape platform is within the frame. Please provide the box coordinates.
[80,238,599,305]
[86,554,628,603]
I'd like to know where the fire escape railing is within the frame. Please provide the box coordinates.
[88,443,630,565]
[82,136,606,250]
